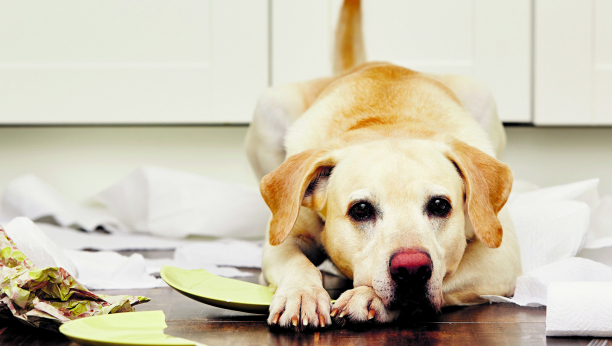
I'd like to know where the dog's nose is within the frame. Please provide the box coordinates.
[389,250,432,286]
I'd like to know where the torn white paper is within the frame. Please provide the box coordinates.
[484,257,612,306]
[3,217,79,278]
[173,239,263,269]
[1,175,124,233]
[64,250,166,290]
[485,179,612,309]
[95,166,270,239]
[144,258,253,279]
[36,223,193,251]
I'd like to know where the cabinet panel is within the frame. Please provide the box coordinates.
[594,0,612,124]
[273,0,532,123]
[0,0,268,124]
[272,1,334,85]
[535,0,612,125]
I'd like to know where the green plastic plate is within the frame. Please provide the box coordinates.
[160,265,274,314]
[59,310,200,346]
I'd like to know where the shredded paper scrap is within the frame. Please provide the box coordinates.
[0,225,149,331]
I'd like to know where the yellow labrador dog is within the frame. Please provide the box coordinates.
[246,0,521,330]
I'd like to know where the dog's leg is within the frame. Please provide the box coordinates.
[245,86,300,180]
[263,209,331,330]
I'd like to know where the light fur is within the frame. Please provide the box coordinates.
[245,0,521,330]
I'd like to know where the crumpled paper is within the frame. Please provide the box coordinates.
[484,179,612,306]
[95,166,270,238]
[0,224,149,331]
[1,168,270,239]
[1,174,125,233]
[64,250,167,290]
[4,217,79,278]
[36,222,193,251]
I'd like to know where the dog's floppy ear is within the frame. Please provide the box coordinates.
[260,149,336,246]
[446,139,513,248]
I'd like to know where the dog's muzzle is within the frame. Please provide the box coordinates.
[388,249,433,307]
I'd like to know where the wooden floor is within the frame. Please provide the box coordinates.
[1,268,610,346]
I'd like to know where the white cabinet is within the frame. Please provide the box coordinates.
[272,0,533,123]
[0,0,268,124]
[2,1,609,125]
[534,0,612,125]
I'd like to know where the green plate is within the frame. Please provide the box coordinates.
[59,310,201,346]
[160,265,274,314]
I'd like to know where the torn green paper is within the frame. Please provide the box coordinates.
[0,225,149,331]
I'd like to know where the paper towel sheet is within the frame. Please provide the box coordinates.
[484,179,612,310]
[1,175,124,232]
[484,257,612,306]
[144,259,253,279]
[546,282,612,337]
[95,166,270,238]
[156,239,344,278]
[3,217,79,278]
[65,250,167,290]
[586,195,612,249]
[173,239,264,268]
[36,223,193,251]
[65,248,257,290]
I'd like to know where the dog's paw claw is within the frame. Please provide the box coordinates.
[332,286,399,325]
[268,285,331,330]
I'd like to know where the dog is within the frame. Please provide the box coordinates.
[245,0,521,330]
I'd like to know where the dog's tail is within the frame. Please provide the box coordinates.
[333,0,365,75]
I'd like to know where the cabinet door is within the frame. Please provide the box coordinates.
[535,0,612,125]
[0,0,268,124]
[272,0,532,123]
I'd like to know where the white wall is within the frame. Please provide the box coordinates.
[503,127,612,195]
[0,126,611,205]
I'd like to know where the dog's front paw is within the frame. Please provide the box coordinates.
[331,286,400,325]
[268,284,331,330]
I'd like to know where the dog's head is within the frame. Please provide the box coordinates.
[261,135,512,312]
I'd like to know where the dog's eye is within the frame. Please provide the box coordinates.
[348,201,375,222]
[426,197,451,217]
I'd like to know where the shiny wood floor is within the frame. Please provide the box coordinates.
[1,267,609,346]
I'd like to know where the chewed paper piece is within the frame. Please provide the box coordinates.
[60,310,204,346]
[0,225,149,331]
